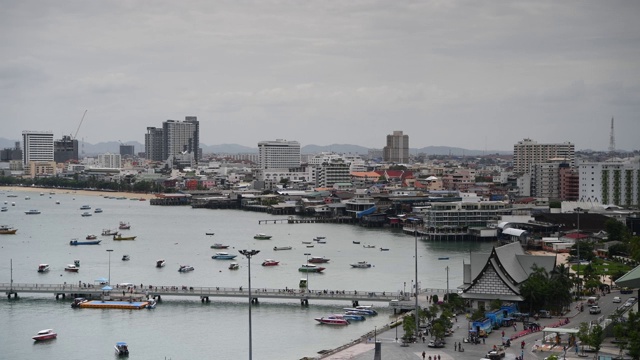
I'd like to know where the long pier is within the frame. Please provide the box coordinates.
[1,283,448,308]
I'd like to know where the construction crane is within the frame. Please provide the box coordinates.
[73,110,88,140]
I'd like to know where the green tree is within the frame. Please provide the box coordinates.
[605,218,630,242]
[402,314,416,342]
[490,299,502,310]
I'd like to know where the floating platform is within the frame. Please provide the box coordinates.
[79,300,149,310]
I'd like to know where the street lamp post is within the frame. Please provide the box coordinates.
[304,253,311,291]
[414,229,419,339]
[239,249,260,360]
[575,207,582,299]
[445,266,450,302]
[106,249,113,285]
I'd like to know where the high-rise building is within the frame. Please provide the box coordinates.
[315,159,351,188]
[54,135,79,163]
[579,158,640,207]
[0,142,22,162]
[22,131,54,167]
[97,153,122,168]
[184,116,200,160]
[383,131,409,163]
[257,139,301,169]
[145,127,164,161]
[162,117,199,162]
[513,138,574,174]
[119,144,135,158]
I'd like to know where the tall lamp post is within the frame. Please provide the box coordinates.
[445,266,450,302]
[239,249,260,360]
[575,207,582,299]
[304,253,311,291]
[414,229,419,339]
[106,249,113,285]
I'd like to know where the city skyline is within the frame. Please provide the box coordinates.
[2,1,640,151]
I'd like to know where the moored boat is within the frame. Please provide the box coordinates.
[119,221,131,230]
[212,252,237,260]
[307,256,330,264]
[114,342,129,356]
[343,306,377,315]
[113,234,136,241]
[0,206,7,212]
[122,255,130,261]
[86,234,97,240]
[229,262,239,270]
[64,264,79,272]
[32,329,57,341]
[81,212,92,217]
[298,264,325,273]
[156,259,166,268]
[178,265,194,272]
[70,239,102,245]
[205,232,215,236]
[352,241,360,244]
[211,243,229,249]
[37,264,50,273]
[253,233,272,239]
[314,316,349,325]
[0,225,17,234]
[350,261,372,268]
[94,208,103,213]
[341,312,367,321]
[102,229,118,236]
[25,209,41,215]
[273,246,292,251]
[380,248,389,251]
[80,205,91,210]
[261,259,279,266]
[363,245,375,248]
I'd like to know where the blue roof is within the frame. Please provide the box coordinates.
[116,342,127,345]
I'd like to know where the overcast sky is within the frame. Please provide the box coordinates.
[2,1,639,151]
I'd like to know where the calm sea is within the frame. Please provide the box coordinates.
[0,189,493,359]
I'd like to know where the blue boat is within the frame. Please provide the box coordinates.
[69,239,101,245]
[341,313,367,321]
[212,252,237,260]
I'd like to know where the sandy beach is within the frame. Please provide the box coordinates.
[0,185,157,200]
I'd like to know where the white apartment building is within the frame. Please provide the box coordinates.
[258,139,300,169]
[315,160,351,188]
[22,131,54,167]
[98,153,122,168]
[579,158,640,207]
[162,118,199,161]
[513,138,574,174]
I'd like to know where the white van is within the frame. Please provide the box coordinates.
[587,296,599,305]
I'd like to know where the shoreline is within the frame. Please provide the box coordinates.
[0,185,157,200]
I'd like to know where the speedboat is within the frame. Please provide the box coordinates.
[79,205,91,210]
[314,316,349,325]
[156,259,166,268]
[363,245,375,248]
[64,264,79,272]
[32,329,57,341]
[342,312,367,321]
[0,206,7,212]
[86,234,97,240]
[380,248,389,251]
[146,299,157,309]
[273,246,292,251]
[229,262,239,270]
[350,261,372,268]
[70,297,88,308]
[253,233,272,240]
[25,209,41,215]
[307,256,330,264]
[178,265,194,272]
[211,243,229,249]
[344,306,378,315]
[352,241,360,244]
[298,264,325,273]
[114,342,129,356]
[81,212,92,217]
[261,259,279,266]
[37,264,50,273]
[69,239,101,245]
[205,232,215,236]
[122,255,130,261]
[0,225,17,234]
[212,252,237,260]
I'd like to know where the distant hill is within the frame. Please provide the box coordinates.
[0,137,509,156]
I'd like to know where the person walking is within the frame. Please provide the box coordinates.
[422,351,426,360]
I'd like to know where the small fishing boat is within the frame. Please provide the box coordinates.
[114,342,129,356]
[113,234,136,241]
[81,212,92,217]
[94,208,103,213]
[363,245,375,248]
[156,259,166,268]
[205,232,215,236]
[211,243,230,249]
[0,207,7,212]
[306,245,314,248]
[70,239,101,245]
[32,329,57,341]
[37,264,50,273]
[301,241,312,244]
[253,233,272,240]
[352,241,360,244]
[24,209,41,215]
[86,234,97,240]
[273,246,292,251]
[262,259,279,266]
[119,221,131,230]
[102,229,118,236]
[64,264,79,272]
[122,255,130,261]
[438,257,450,260]
[212,252,237,260]
[229,262,239,270]
[178,265,194,272]
[298,264,325,273]
[307,256,330,264]
[350,261,372,268]
[80,205,91,210]
[146,299,157,309]
[0,225,17,234]
[380,248,389,251]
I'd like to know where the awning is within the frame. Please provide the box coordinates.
[101,285,113,291]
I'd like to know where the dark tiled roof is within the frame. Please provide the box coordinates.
[534,213,610,233]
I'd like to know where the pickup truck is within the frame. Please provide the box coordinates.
[589,306,601,314]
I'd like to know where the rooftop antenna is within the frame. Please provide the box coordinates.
[608,117,615,153]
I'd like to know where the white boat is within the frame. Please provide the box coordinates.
[178,265,194,272]
[81,212,92,217]
[37,264,50,273]
[24,209,41,215]
[64,264,79,272]
[80,205,91,210]
[114,342,129,356]
[229,262,239,270]
[102,229,118,236]
[253,233,272,240]
[1,207,7,212]
[32,329,57,341]
[315,316,349,325]
[94,208,103,213]
[156,259,166,268]
[350,261,372,268]
[273,246,292,251]
[212,252,237,260]
[25,196,30,200]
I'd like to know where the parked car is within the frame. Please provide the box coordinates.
[427,339,445,348]
[589,306,601,314]
[538,310,552,318]
[613,296,622,303]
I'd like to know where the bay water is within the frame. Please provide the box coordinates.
[0,189,493,359]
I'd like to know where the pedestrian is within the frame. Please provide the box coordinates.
[429,356,432,360]
[482,337,485,344]
[454,342,457,351]
[438,355,441,360]
[423,336,426,343]
[422,351,426,360]
[502,330,505,338]
[513,323,517,331]
[521,340,525,349]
